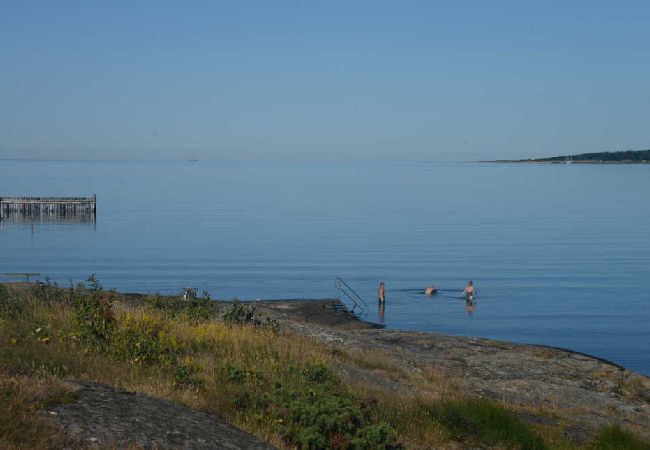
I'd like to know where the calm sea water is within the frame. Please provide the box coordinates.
[1,160,649,374]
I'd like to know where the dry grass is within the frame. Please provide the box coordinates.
[3,283,649,449]
[0,370,74,449]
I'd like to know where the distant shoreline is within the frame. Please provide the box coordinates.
[483,159,650,164]
[485,149,650,164]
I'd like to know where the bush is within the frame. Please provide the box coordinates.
[186,296,212,324]
[0,284,22,319]
[32,278,71,305]
[223,302,257,325]
[110,313,182,366]
[351,423,398,449]
[71,275,115,351]
[215,360,398,448]
[173,358,204,389]
[145,292,213,324]
[144,293,184,319]
[222,301,279,332]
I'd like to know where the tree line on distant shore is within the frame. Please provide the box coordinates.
[532,149,650,162]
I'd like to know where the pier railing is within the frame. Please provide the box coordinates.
[0,196,96,222]
[335,278,368,316]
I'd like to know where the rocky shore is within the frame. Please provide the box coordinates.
[3,285,649,448]
[251,299,650,443]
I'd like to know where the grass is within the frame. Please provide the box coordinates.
[0,370,73,449]
[428,398,548,449]
[2,279,649,449]
[588,425,650,450]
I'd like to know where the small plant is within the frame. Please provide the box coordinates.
[71,275,115,351]
[32,278,69,304]
[0,284,22,319]
[186,296,212,324]
[222,301,280,332]
[223,301,257,325]
[173,358,204,389]
[110,313,182,366]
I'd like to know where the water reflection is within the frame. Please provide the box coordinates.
[0,210,95,225]
[465,299,475,316]
[378,300,385,324]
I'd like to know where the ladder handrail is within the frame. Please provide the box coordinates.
[335,278,368,315]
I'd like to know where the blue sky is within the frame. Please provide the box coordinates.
[1,1,649,161]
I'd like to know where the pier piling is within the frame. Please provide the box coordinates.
[0,196,97,223]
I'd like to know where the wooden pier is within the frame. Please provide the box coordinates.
[0,196,96,222]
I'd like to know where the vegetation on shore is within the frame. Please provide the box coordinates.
[1,279,649,449]
[495,149,650,163]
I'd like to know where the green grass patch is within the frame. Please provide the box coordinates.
[589,424,650,450]
[429,398,547,449]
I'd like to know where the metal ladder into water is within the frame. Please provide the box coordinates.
[335,278,368,316]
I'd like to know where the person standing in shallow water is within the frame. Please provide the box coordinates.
[462,280,475,300]
[378,281,386,303]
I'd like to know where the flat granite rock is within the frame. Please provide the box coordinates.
[257,300,650,443]
[46,381,274,449]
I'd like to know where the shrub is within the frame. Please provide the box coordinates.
[351,423,398,449]
[173,358,204,389]
[215,359,398,448]
[145,292,213,324]
[186,296,212,324]
[71,275,115,351]
[223,302,257,325]
[222,301,279,332]
[0,284,22,319]
[110,313,182,366]
[144,293,183,318]
[32,278,70,305]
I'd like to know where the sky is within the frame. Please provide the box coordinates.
[1,1,649,161]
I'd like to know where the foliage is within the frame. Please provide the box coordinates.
[145,292,213,324]
[4,279,650,450]
[173,358,204,389]
[71,275,115,351]
[110,312,182,366]
[534,149,650,162]
[588,424,650,450]
[428,398,546,450]
[185,296,212,324]
[222,301,279,332]
[144,293,184,318]
[227,362,399,449]
[31,278,71,305]
[0,372,71,448]
[0,284,22,319]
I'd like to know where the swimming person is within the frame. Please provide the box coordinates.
[462,280,475,300]
[378,281,386,303]
[465,298,475,315]
[425,286,437,296]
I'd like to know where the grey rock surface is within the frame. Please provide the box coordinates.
[47,381,274,449]
[256,299,650,442]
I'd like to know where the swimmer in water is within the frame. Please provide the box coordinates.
[425,286,437,296]
[462,280,475,300]
[378,281,386,303]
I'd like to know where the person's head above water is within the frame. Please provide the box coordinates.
[467,280,473,286]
